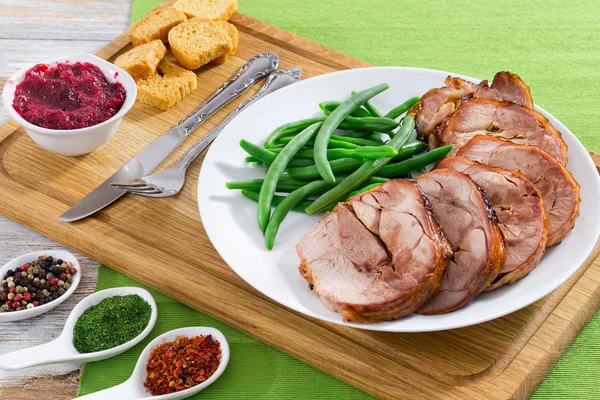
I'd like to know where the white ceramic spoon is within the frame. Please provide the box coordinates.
[0,250,81,322]
[77,326,230,400]
[0,286,157,371]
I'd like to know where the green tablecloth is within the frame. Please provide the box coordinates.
[79,1,600,398]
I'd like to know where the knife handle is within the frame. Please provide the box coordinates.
[176,67,302,170]
[172,52,280,137]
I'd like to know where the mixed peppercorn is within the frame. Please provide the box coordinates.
[0,255,77,312]
[144,335,222,395]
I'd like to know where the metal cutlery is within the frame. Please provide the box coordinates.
[59,52,279,222]
[111,67,302,197]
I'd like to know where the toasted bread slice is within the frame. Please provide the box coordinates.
[168,18,238,70]
[114,40,167,80]
[222,18,238,54]
[173,0,237,21]
[129,7,187,46]
[136,59,198,111]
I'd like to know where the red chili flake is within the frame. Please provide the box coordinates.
[143,335,221,396]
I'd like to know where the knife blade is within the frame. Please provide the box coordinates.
[59,53,279,222]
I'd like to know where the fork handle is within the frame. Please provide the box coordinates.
[172,52,279,137]
[176,67,302,170]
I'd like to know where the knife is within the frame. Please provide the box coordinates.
[59,53,279,222]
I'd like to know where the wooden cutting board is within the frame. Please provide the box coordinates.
[1,1,599,398]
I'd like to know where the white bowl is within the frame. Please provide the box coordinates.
[1,53,137,156]
[0,250,81,322]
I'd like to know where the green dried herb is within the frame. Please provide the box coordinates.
[73,294,151,353]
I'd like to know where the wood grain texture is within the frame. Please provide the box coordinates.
[1,1,600,398]
[0,0,132,398]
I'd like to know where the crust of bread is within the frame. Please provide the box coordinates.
[136,59,198,111]
[173,0,237,21]
[129,7,187,46]
[168,18,238,70]
[114,40,167,80]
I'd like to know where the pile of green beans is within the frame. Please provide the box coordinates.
[227,84,452,249]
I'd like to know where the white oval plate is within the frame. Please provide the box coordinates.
[198,67,600,332]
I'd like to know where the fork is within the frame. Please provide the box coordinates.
[110,67,302,197]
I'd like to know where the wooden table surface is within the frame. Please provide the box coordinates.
[0,1,132,398]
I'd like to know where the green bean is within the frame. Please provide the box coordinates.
[286,139,422,180]
[340,131,373,138]
[289,159,316,167]
[258,123,321,232]
[314,83,390,183]
[278,145,396,161]
[384,96,420,120]
[367,176,389,183]
[377,145,453,178]
[373,97,421,140]
[306,116,415,214]
[241,190,313,213]
[240,181,382,216]
[275,136,360,149]
[287,158,364,180]
[342,92,381,118]
[393,140,427,161]
[329,135,380,147]
[264,117,325,148]
[351,146,397,158]
[265,179,337,249]
[352,90,387,142]
[283,139,422,171]
[363,100,382,117]
[321,139,359,149]
[365,133,384,144]
[240,139,278,164]
[338,117,399,132]
[245,156,261,164]
[226,179,305,192]
[319,101,371,118]
[239,140,310,167]
[264,116,397,148]
[286,142,410,180]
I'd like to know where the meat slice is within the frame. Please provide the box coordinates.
[435,99,568,165]
[437,157,548,289]
[457,135,580,246]
[297,179,452,323]
[410,71,533,140]
[409,76,485,140]
[416,169,505,314]
[474,71,534,109]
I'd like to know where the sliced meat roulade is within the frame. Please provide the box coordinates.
[409,76,485,140]
[434,99,568,165]
[457,135,580,246]
[437,157,548,289]
[410,71,534,141]
[297,179,452,323]
[416,169,506,314]
[473,71,534,109]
